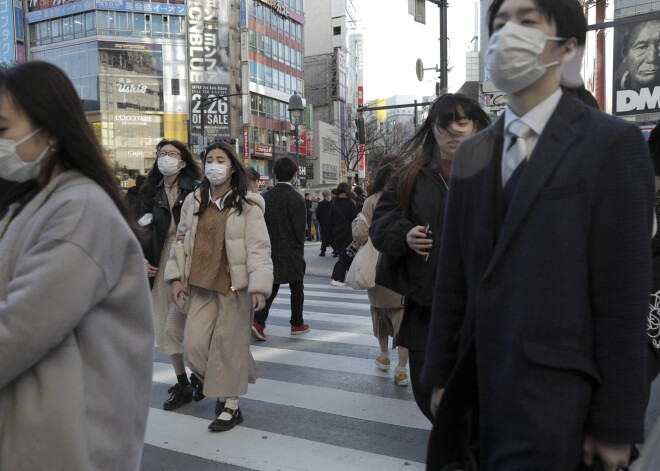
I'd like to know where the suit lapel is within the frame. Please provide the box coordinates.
[476,117,505,266]
[484,93,585,277]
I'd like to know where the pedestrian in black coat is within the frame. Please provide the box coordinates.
[370,93,490,422]
[252,157,310,340]
[304,193,313,240]
[329,182,358,285]
[423,2,653,468]
[316,190,334,255]
[354,186,366,212]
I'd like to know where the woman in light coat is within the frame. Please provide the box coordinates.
[0,62,153,470]
[352,157,409,386]
[166,141,273,432]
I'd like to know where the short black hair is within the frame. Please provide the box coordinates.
[354,186,363,196]
[245,166,260,182]
[304,193,310,196]
[487,0,586,46]
[274,157,298,182]
[331,189,337,195]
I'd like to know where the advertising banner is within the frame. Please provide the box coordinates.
[27,0,185,23]
[306,130,313,157]
[14,1,23,42]
[0,0,15,63]
[254,144,273,158]
[613,15,660,116]
[306,103,313,129]
[240,0,246,28]
[358,86,364,106]
[243,126,249,163]
[188,0,231,146]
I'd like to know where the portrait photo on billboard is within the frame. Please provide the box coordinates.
[613,15,660,116]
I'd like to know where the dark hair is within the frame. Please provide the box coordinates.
[368,155,398,196]
[0,61,143,238]
[246,166,260,182]
[304,193,310,197]
[195,141,252,216]
[274,157,298,182]
[395,93,490,218]
[487,0,586,46]
[354,186,364,196]
[331,189,337,195]
[336,182,353,200]
[140,139,201,196]
[561,84,599,110]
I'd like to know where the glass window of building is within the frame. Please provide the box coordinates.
[170,16,183,38]
[152,15,164,38]
[264,36,271,57]
[62,17,73,41]
[250,0,256,16]
[279,15,284,31]
[74,14,83,34]
[250,61,257,83]
[257,62,265,85]
[51,18,62,43]
[134,13,147,36]
[85,11,95,34]
[249,29,255,51]
[279,42,284,62]
[251,94,258,115]
[256,2,262,19]
[264,6,271,24]
[272,67,279,90]
[265,98,272,118]
[97,11,108,29]
[257,32,264,53]
[284,45,290,66]
[265,66,272,88]
[279,71,285,91]
[285,74,291,94]
[116,12,130,34]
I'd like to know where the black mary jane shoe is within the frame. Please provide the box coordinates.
[163,383,193,411]
[208,407,243,432]
[190,374,205,402]
[214,398,227,417]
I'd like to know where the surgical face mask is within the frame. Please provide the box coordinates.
[157,155,181,176]
[0,128,50,182]
[486,22,565,94]
[205,163,232,186]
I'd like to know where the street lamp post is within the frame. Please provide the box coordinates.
[288,92,304,187]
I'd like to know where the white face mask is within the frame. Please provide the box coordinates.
[0,128,50,182]
[157,155,181,177]
[205,163,232,186]
[486,22,565,94]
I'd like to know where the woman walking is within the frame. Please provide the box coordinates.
[166,141,272,432]
[136,139,201,410]
[353,157,410,386]
[370,94,489,421]
[329,182,358,286]
[0,61,153,469]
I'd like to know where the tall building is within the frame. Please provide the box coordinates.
[18,0,308,187]
[303,0,362,189]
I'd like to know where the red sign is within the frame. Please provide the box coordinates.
[358,86,364,106]
[306,131,314,156]
[258,176,269,188]
[254,144,273,158]
[289,125,307,155]
[243,126,249,164]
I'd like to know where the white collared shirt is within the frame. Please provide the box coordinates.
[503,88,563,167]
[208,188,233,211]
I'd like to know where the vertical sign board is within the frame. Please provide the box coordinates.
[0,0,15,64]
[243,126,249,164]
[239,0,247,28]
[13,1,23,42]
[612,15,660,116]
[188,0,232,149]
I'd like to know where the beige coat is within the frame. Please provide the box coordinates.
[165,189,273,297]
[0,171,154,471]
[352,192,403,309]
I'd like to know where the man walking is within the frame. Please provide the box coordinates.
[421,1,655,469]
[252,157,310,340]
[304,193,313,241]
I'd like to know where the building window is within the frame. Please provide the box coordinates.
[333,26,341,35]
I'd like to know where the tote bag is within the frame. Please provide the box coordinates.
[346,237,378,290]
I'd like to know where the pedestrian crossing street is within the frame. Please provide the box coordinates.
[142,275,430,470]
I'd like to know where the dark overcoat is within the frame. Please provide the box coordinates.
[422,93,655,470]
[263,182,306,284]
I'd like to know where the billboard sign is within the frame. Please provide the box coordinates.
[188,0,232,146]
[13,1,23,42]
[0,0,14,63]
[613,16,660,115]
[254,144,273,158]
[243,126,249,163]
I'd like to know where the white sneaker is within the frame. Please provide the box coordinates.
[330,280,345,287]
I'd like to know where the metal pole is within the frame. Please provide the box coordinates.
[200,101,205,155]
[439,1,448,94]
[414,99,418,133]
[295,124,300,188]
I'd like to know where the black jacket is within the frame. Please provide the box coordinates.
[263,183,306,284]
[370,167,448,307]
[136,174,197,269]
[316,198,334,246]
[355,194,366,212]
[329,198,358,247]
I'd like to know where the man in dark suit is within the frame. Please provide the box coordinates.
[421,1,655,470]
[252,157,310,340]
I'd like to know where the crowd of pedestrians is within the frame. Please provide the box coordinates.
[4,0,660,467]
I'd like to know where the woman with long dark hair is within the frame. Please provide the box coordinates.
[136,139,201,410]
[370,93,490,421]
[329,181,359,286]
[165,141,273,432]
[0,62,153,469]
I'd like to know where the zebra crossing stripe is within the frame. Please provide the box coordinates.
[268,308,373,326]
[272,298,371,311]
[144,407,425,471]
[278,289,370,301]
[260,325,378,345]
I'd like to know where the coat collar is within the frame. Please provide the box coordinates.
[483,93,586,277]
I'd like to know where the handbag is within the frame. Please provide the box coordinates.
[173,241,189,313]
[346,237,378,290]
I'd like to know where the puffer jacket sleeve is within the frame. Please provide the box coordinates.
[370,175,415,257]
[245,201,274,297]
[164,191,194,283]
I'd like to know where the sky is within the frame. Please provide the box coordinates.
[352,0,480,102]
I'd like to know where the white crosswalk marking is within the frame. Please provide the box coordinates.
[143,275,429,470]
